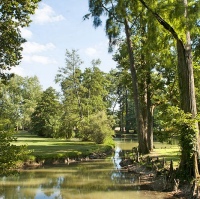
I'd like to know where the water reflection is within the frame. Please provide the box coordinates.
[112,146,122,169]
[0,140,172,199]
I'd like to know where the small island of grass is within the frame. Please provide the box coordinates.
[15,131,113,167]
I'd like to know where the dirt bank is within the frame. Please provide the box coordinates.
[119,158,198,199]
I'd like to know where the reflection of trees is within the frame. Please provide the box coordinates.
[0,183,35,199]
[0,170,64,199]
[1,160,140,198]
[111,171,136,185]
[40,176,64,197]
[59,162,137,193]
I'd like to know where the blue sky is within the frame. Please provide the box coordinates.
[14,0,116,90]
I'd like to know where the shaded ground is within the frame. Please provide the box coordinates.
[118,146,198,199]
[133,165,191,198]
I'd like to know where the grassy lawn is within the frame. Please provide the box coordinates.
[14,131,180,168]
[147,142,181,168]
[15,131,112,159]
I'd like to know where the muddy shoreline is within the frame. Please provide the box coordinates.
[119,159,197,199]
[21,151,110,169]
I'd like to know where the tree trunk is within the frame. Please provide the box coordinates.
[177,35,199,178]
[124,18,149,154]
[125,89,129,133]
[147,84,154,151]
[138,0,199,177]
[120,98,124,133]
[140,20,154,152]
[177,0,199,178]
[140,56,148,151]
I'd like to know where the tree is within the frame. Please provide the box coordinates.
[81,60,110,116]
[86,0,151,154]
[108,64,136,133]
[55,49,84,138]
[138,0,200,178]
[79,111,114,144]
[0,0,40,80]
[56,50,113,139]
[0,1,40,175]
[0,75,24,128]
[0,75,42,130]
[20,76,43,130]
[0,119,27,176]
[55,49,84,118]
[30,87,61,138]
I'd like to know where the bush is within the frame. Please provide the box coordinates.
[0,119,28,176]
[79,111,114,144]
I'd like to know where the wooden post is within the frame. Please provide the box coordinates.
[162,157,165,168]
[173,179,179,192]
[191,181,197,198]
[170,160,174,173]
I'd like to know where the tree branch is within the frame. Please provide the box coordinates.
[138,0,179,41]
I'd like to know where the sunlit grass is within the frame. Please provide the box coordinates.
[14,131,112,159]
[14,131,181,168]
[147,142,180,168]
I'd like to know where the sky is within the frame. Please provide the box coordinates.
[14,0,116,90]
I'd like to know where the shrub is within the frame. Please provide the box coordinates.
[79,111,114,144]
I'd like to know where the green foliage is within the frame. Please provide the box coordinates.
[30,87,61,138]
[82,63,110,114]
[103,136,115,147]
[79,111,115,144]
[179,124,196,158]
[55,49,84,138]
[107,62,137,132]
[0,75,40,175]
[86,0,183,153]
[0,75,42,130]
[20,76,43,129]
[55,50,114,139]
[0,0,40,80]
[154,105,199,175]
[0,119,28,176]
[154,105,196,140]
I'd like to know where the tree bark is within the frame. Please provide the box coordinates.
[141,20,154,152]
[120,97,124,133]
[125,89,129,133]
[124,18,149,154]
[147,83,154,151]
[138,0,199,177]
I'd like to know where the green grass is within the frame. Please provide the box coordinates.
[14,131,180,168]
[14,131,112,160]
[147,142,181,168]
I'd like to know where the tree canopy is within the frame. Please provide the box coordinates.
[0,0,41,176]
[85,0,200,178]
[0,0,40,80]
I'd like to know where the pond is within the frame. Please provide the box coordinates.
[0,140,174,199]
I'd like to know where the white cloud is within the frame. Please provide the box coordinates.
[22,41,57,65]
[10,66,25,77]
[32,3,65,24]
[85,47,97,57]
[84,41,108,58]
[20,28,33,39]
[23,55,57,65]
[22,42,56,54]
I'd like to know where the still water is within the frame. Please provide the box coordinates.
[0,140,172,199]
